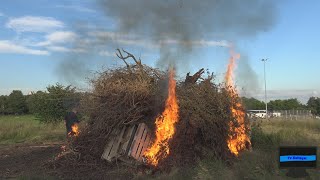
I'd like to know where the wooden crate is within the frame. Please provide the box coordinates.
[101,123,151,163]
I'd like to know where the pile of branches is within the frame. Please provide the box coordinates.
[159,69,236,169]
[72,49,166,160]
[64,49,249,170]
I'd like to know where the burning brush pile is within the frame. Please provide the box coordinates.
[57,48,251,172]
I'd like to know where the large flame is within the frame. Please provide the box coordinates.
[225,48,251,156]
[144,68,179,166]
[68,123,79,137]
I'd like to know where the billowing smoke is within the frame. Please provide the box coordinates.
[57,0,279,89]
[99,0,278,68]
[236,54,262,97]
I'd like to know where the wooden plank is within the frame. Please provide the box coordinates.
[135,124,148,160]
[108,126,126,161]
[124,125,138,155]
[128,123,144,158]
[128,123,152,162]
[139,131,151,161]
[119,125,135,155]
[101,128,119,161]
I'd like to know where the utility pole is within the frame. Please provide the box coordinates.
[262,59,268,119]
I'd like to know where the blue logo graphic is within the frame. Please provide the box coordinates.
[280,155,316,162]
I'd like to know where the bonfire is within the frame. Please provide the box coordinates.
[54,48,251,172]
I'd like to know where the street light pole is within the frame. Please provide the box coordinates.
[262,59,268,119]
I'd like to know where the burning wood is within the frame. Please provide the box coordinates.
[225,48,251,156]
[67,50,248,170]
[68,123,79,137]
[144,68,179,166]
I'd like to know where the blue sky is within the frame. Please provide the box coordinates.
[0,0,319,103]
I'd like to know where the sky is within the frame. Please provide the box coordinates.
[0,0,319,103]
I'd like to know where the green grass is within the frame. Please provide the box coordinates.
[0,115,65,144]
[2,116,319,179]
[136,118,320,180]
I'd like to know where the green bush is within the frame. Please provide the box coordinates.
[27,84,80,123]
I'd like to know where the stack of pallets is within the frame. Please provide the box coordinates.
[101,123,152,165]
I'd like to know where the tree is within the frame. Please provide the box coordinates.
[30,84,80,123]
[7,90,27,114]
[0,95,9,114]
[307,97,320,116]
[241,97,265,110]
[26,91,45,114]
[268,98,305,111]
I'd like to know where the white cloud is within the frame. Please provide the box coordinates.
[56,5,96,13]
[36,31,78,46]
[47,46,86,53]
[0,40,49,55]
[6,16,64,32]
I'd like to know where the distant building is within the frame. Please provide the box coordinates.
[247,110,281,118]
[247,110,267,118]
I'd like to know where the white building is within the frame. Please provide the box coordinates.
[247,110,282,118]
[247,110,267,118]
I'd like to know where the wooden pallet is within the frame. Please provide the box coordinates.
[128,123,152,162]
[101,123,152,163]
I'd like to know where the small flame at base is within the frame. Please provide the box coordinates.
[68,123,79,137]
[225,48,251,156]
[144,68,179,166]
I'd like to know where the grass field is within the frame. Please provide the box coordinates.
[0,115,65,144]
[0,116,319,179]
[137,118,320,179]
[193,118,320,179]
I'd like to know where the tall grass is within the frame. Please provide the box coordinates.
[138,118,320,179]
[1,116,319,179]
[0,115,65,144]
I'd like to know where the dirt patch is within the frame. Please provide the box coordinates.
[0,143,137,180]
[0,143,62,179]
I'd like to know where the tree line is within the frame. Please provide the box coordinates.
[0,84,81,123]
[241,97,320,116]
[1,84,320,123]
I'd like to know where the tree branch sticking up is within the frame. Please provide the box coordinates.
[122,49,143,68]
[184,68,205,84]
[116,48,132,72]
[115,48,144,71]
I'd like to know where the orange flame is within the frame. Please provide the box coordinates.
[144,68,179,166]
[68,123,79,137]
[225,48,251,156]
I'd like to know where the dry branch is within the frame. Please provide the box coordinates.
[60,50,251,172]
[184,68,205,84]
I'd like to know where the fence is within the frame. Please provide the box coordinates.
[248,109,314,120]
[271,110,313,120]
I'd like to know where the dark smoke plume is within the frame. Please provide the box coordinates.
[58,0,279,88]
[99,0,277,66]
